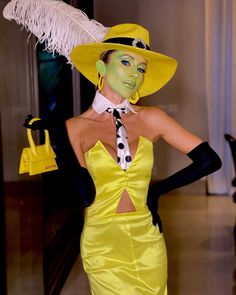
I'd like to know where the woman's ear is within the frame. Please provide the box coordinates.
[96,60,106,76]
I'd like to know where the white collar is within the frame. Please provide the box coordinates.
[92,91,137,114]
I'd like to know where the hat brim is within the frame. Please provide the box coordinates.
[71,43,177,97]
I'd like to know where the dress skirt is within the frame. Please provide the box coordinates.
[80,210,168,295]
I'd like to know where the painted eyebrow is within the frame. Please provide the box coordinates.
[120,54,147,67]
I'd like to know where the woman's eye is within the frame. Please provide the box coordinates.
[121,60,130,66]
[138,68,146,73]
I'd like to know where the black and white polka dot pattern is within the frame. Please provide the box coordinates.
[107,107,132,171]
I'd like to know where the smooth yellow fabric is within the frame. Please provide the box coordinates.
[19,118,58,175]
[82,136,167,295]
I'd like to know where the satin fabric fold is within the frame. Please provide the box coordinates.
[82,136,168,295]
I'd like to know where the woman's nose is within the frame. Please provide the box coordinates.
[129,70,139,78]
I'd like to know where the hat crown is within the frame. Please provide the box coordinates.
[103,24,150,47]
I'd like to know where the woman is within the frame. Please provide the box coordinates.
[65,24,221,294]
[3,1,220,293]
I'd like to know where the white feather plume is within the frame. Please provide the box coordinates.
[3,0,109,64]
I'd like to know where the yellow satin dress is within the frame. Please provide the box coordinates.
[82,136,167,295]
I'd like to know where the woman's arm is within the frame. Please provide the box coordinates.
[143,107,222,229]
[23,114,96,207]
[145,106,203,151]
[65,117,87,167]
[145,107,222,188]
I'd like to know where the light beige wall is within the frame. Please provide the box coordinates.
[95,0,207,182]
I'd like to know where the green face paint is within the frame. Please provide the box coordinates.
[104,50,147,99]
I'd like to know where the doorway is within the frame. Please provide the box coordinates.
[1,0,94,294]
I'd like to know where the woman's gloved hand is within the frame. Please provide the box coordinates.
[147,184,163,232]
[23,114,48,130]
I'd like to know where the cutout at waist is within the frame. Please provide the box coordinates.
[116,190,136,213]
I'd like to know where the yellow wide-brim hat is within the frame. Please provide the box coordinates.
[71,23,178,98]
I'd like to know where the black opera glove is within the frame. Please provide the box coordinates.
[23,114,49,130]
[146,185,163,232]
[70,166,96,207]
[22,114,96,207]
[147,141,222,230]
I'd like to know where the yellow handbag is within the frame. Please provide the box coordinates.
[19,118,58,175]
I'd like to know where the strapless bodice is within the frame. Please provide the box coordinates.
[84,136,154,220]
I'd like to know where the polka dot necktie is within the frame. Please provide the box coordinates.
[106,107,132,171]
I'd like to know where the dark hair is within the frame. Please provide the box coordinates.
[96,50,116,88]
[100,50,116,63]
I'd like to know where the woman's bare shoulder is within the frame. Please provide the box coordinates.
[134,104,169,122]
[136,104,202,151]
[132,104,180,142]
[66,108,96,134]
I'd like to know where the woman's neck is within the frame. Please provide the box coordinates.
[100,87,125,105]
